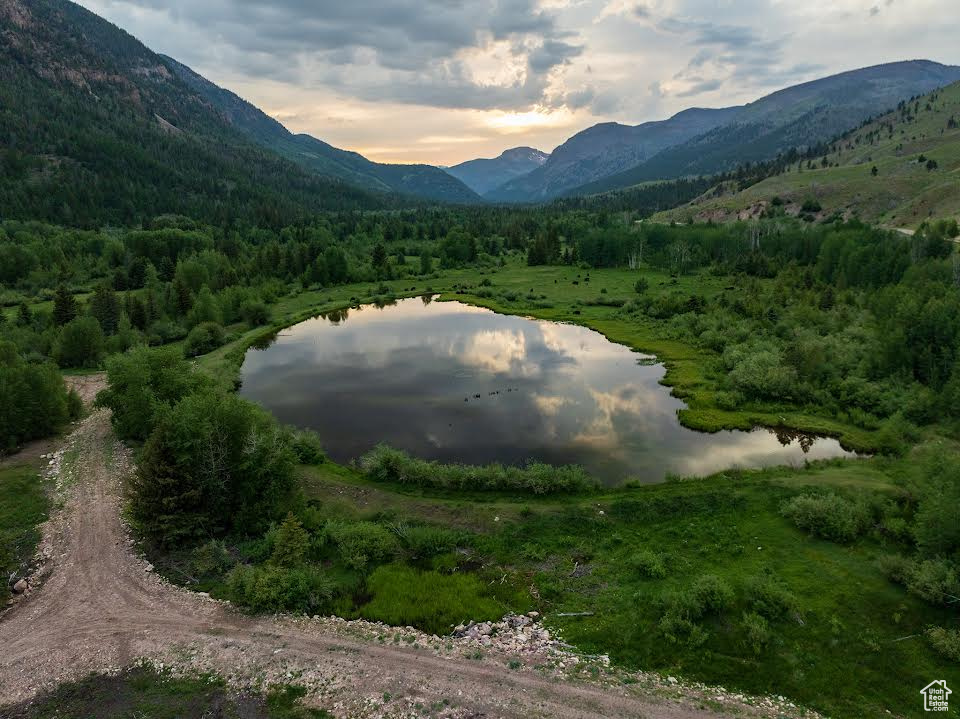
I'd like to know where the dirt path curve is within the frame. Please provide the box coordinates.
[0,403,804,719]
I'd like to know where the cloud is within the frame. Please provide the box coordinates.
[85,0,585,111]
[595,0,652,23]
[675,77,723,97]
[76,0,960,166]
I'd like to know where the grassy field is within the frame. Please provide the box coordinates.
[291,453,958,719]
[0,461,49,605]
[180,262,957,717]
[653,81,960,228]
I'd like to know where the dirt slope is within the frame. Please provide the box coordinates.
[0,402,815,718]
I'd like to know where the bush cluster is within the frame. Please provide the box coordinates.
[657,574,735,645]
[358,444,596,495]
[780,492,872,543]
[0,340,80,452]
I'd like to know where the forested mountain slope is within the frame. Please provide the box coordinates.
[164,57,482,204]
[445,147,549,195]
[653,81,960,228]
[488,61,960,203]
[0,0,389,227]
[486,107,739,202]
[572,60,960,198]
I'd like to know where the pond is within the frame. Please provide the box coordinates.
[239,297,855,484]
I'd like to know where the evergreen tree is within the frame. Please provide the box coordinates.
[15,302,32,327]
[90,284,121,335]
[172,276,193,317]
[52,284,77,326]
[371,242,388,269]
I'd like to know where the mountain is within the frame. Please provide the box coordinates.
[485,107,739,202]
[570,60,960,198]
[445,147,548,195]
[0,0,397,227]
[164,57,481,204]
[651,81,960,228]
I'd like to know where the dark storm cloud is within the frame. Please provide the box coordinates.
[109,0,584,110]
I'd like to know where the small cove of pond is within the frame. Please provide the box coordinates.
[239,297,856,485]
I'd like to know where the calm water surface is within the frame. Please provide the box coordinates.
[240,297,855,484]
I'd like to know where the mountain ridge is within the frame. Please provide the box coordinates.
[485,106,740,202]
[444,146,548,195]
[650,79,960,228]
[162,56,482,204]
[0,0,390,225]
[487,60,960,203]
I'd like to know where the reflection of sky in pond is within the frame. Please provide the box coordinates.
[240,298,855,485]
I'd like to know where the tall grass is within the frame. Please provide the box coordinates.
[358,444,597,495]
[358,564,502,633]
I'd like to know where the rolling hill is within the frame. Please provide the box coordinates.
[444,147,548,195]
[651,81,960,228]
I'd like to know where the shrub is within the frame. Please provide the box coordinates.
[399,525,465,558]
[183,321,225,357]
[326,520,398,569]
[912,456,960,557]
[741,611,772,655]
[240,300,271,327]
[54,316,104,368]
[97,345,201,441]
[692,574,735,612]
[289,428,326,465]
[745,574,800,619]
[131,388,296,546]
[906,559,960,606]
[358,444,596,495]
[634,278,649,294]
[877,553,914,585]
[879,554,960,606]
[873,413,920,456]
[226,564,333,614]
[780,492,872,543]
[271,513,310,567]
[190,539,234,578]
[657,574,734,645]
[0,341,74,452]
[927,626,960,662]
[630,549,668,579]
[801,198,822,213]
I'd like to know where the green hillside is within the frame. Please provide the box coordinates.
[0,0,388,227]
[653,81,960,228]
[164,56,482,204]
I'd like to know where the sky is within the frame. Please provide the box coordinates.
[77,0,959,166]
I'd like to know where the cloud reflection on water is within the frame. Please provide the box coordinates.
[241,298,854,484]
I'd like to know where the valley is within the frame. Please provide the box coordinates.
[1,0,959,718]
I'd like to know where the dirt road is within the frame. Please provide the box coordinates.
[0,403,812,718]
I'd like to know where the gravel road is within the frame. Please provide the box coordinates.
[0,394,816,719]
